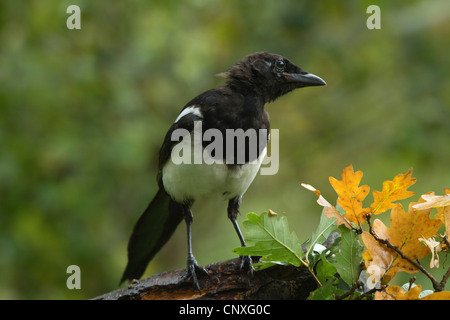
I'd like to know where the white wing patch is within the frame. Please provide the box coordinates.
[174,105,203,123]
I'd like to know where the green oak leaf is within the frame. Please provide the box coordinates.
[233,212,305,268]
[334,226,364,285]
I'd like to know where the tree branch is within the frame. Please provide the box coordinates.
[94,258,318,300]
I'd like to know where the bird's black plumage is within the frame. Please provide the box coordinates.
[121,52,326,289]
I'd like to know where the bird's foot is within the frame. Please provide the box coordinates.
[182,255,209,293]
[239,255,260,276]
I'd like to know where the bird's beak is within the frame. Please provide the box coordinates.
[284,72,326,87]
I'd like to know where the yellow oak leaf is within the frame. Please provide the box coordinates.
[362,202,441,284]
[329,165,370,226]
[375,285,422,300]
[413,189,450,238]
[370,168,416,215]
[376,285,450,300]
[413,192,450,210]
[362,230,396,285]
[438,205,450,239]
[388,202,441,259]
[374,289,394,300]
[420,290,450,300]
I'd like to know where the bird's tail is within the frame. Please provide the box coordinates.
[120,188,184,284]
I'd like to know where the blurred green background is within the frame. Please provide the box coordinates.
[1,0,449,299]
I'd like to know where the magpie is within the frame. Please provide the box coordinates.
[120,52,326,290]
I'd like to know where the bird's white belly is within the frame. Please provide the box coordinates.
[162,142,266,203]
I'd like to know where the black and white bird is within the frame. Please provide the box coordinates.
[120,52,326,290]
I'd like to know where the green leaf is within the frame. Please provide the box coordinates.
[316,253,337,284]
[304,208,337,262]
[334,226,364,285]
[308,280,342,300]
[232,212,304,267]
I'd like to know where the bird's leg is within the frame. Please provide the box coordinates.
[182,206,208,292]
[228,196,255,274]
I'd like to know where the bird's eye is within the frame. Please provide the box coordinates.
[275,59,285,71]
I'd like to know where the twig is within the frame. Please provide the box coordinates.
[354,286,383,300]
[335,262,376,300]
[365,214,445,292]
[443,235,450,249]
[439,266,450,290]
[408,277,416,291]
[334,280,362,300]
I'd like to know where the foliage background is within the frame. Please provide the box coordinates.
[0,0,449,299]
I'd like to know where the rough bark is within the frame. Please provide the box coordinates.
[94,258,317,300]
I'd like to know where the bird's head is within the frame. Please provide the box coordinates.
[219,52,326,103]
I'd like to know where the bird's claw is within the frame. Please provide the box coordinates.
[182,255,209,293]
[239,255,256,276]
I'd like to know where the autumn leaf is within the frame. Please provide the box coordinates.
[301,183,352,230]
[329,165,370,226]
[362,202,442,283]
[362,227,397,284]
[419,290,450,300]
[375,285,422,300]
[413,191,450,210]
[438,206,450,239]
[375,285,450,300]
[388,202,441,259]
[413,189,450,238]
[370,168,416,215]
[301,183,333,207]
